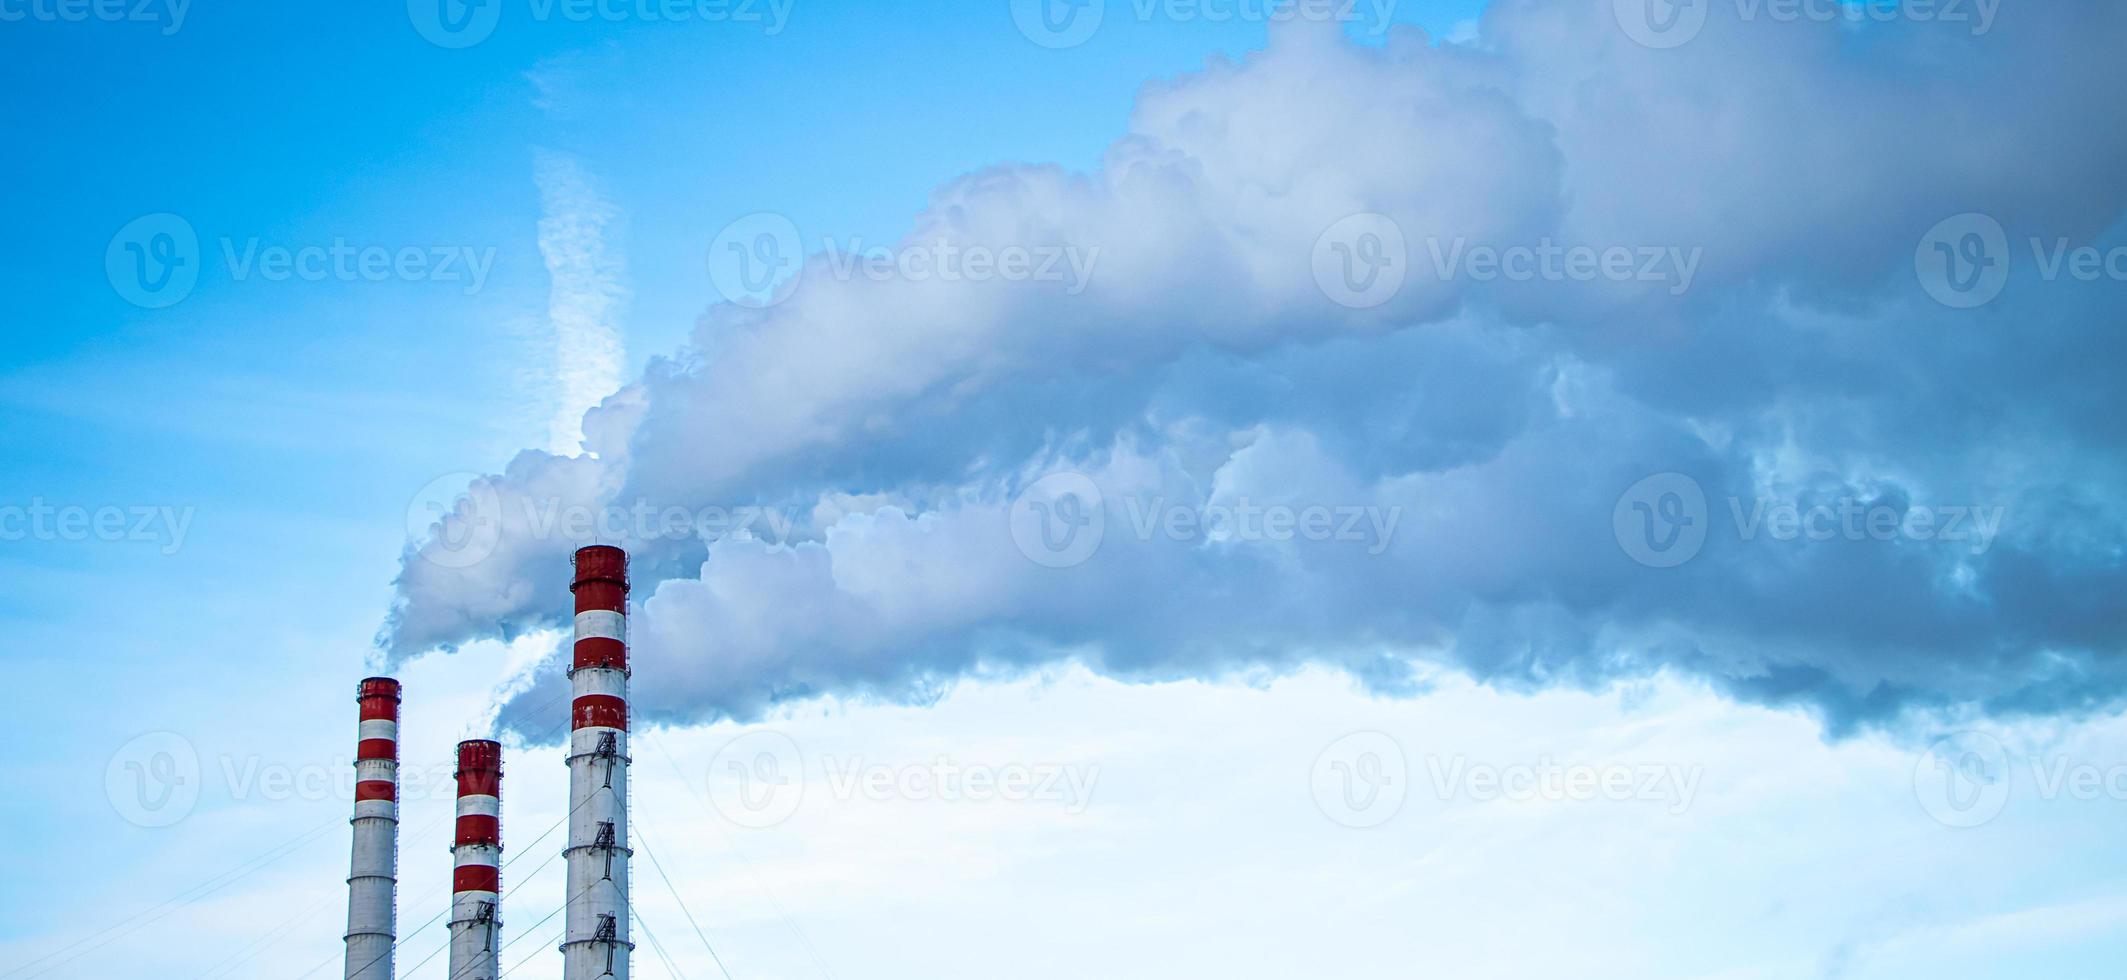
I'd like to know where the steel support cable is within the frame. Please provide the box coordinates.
[1,817,337,978]
[406,683,606,980]
[491,895,568,959]
[196,807,456,980]
[304,685,590,980]
[412,872,594,980]
[495,924,566,978]
[489,875,606,977]
[393,927,456,979]
[192,893,338,980]
[10,818,341,980]
[633,909,687,980]
[312,782,599,980]
[631,814,738,980]
[295,807,465,977]
[644,730,832,979]
[288,806,473,980]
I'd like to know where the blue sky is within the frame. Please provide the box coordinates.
[5,0,2127,978]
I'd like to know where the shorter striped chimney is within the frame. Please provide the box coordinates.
[344,678,400,980]
[448,739,504,980]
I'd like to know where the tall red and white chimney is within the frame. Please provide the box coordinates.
[449,739,504,980]
[344,677,400,980]
[563,545,632,979]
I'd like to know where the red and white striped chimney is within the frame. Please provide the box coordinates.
[449,739,504,980]
[344,677,400,980]
[562,545,632,980]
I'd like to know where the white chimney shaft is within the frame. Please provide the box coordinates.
[344,677,400,980]
[449,738,504,980]
[562,545,633,980]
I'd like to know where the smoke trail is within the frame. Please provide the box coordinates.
[386,4,2127,739]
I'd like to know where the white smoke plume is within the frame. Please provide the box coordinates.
[387,1,2127,739]
[534,150,628,455]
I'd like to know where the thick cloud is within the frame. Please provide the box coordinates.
[392,0,2127,739]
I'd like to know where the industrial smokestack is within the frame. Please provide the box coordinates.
[563,545,633,979]
[449,739,504,980]
[345,677,400,980]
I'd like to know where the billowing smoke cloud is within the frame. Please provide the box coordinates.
[388,1,2127,739]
